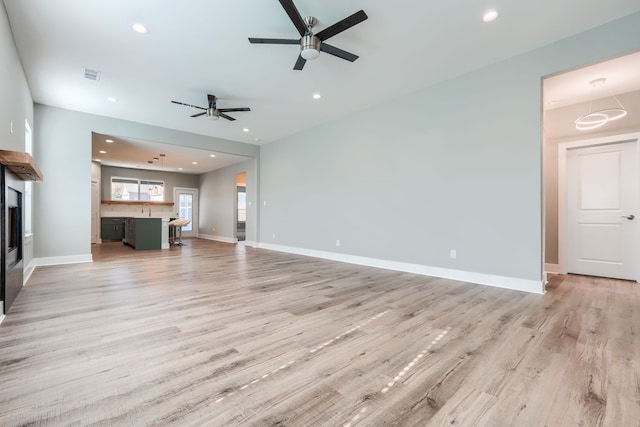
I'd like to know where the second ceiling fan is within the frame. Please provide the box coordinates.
[171,94,250,121]
[249,0,368,70]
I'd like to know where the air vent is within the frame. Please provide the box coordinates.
[82,67,101,81]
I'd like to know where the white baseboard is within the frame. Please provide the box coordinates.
[198,234,238,244]
[0,312,4,325]
[243,240,257,247]
[24,261,36,285]
[33,254,93,267]
[545,263,560,274]
[258,243,545,294]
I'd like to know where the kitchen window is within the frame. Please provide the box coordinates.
[111,177,164,201]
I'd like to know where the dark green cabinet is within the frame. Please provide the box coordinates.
[101,217,126,241]
[123,218,161,250]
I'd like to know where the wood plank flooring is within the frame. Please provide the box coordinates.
[0,239,638,426]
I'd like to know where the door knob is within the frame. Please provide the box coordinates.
[621,214,635,220]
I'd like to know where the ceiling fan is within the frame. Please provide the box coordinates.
[249,0,368,70]
[171,94,250,121]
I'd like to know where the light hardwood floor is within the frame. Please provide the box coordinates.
[1,239,638,426]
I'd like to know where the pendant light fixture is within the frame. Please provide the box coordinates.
[575,78,627,131]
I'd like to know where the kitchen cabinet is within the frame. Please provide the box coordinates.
[123,218,161,250]
[101,217,126,241]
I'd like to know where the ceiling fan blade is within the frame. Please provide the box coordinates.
[171,100,206,110]
[320,43,359,62]
[249,37,300,45]
[316,10,368,41]
[217,108,251,113]
[293,54,306,70]
[219,112,236,121]
[279,0,307,36]
[190,112,207,118]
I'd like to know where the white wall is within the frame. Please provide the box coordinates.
[198,158,257,245]
[259,12,640,292]
[32,105,259,263]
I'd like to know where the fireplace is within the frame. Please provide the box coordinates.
[0,150,41,315]
[1,166,24,314]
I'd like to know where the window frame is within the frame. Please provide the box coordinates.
[110,177,165,201]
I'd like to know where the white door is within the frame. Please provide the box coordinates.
[567,141,638,280]
[173,187,198,237]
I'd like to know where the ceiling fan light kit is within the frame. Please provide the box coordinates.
[300,34,321,60]
[575,78,628,131]
[207,109,220,120]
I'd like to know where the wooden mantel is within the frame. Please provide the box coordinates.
[0,150,43,182]
[101,200,174,206]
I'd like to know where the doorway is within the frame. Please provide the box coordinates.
[235,172,246,242]
[543,51,640,281]
[173,187,199,238]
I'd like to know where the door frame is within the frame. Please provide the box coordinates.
[173,187,199,237]
[557,132,640,280]
[234,172,247,243]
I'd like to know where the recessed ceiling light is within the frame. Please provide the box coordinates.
[254,138,262,143]
[313,93,321,99]
[132,23,148,34]
[105,139,114,143]
[192,161,198,165]
[178,167,183,171]
[99,150,107,154]
[482,9,498,22]
[243,128,249,132]
[94,158,101,162]
[210,154,216,158]
[107,97,117,102]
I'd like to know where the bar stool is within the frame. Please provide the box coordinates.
[168,218,191,246]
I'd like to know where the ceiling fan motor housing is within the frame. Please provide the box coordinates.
[207,108,220,120]
[301,34,321,59]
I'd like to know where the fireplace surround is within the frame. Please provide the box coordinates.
[1,165,24,314]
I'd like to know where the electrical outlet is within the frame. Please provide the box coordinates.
[272,233,276,239]
[450,249,457,259]
[10,121,14,134]
[212,227,215,232]
[336,239,340,247]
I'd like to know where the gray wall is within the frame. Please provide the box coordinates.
[259,12,640,283]
[100,165,199,202]
[198,158,257,243]
[0,2,32,152]
[33,105,258,260]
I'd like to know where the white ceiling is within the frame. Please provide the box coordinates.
[4,0,640,171]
